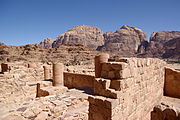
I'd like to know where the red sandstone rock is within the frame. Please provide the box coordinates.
[52,25,104,50]
[99,25,147,56]
[164,68,180,98]
[143,31,180,58]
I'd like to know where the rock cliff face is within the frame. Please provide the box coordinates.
[145,31,180,58]
[37,37,55,48]
[36,25,179,59]
[98,25,147,56]
[52,25,104,50]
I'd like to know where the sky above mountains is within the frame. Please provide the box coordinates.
[0,0,180,46]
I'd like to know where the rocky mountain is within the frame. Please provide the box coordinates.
[38,25,147,57]
[37,37,55,48]
[98,25,147,56]
[29,25,180,59]
[52,25,104,50]
[140,31,180,58]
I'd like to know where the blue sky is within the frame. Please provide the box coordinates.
[0,0,180,46]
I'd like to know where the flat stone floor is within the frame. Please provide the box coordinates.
[0,88,90,120]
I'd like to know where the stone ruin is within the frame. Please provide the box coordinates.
[36,63,67,97]
[0,54,180,120]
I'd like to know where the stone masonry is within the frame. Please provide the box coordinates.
[36,63,68,97]
[43,65,51,80]
[53,63,64,86]
[1,57,180,120]
[95,53,109,78]
[89,57,166,120]
[164,67,180,98]
[1,63,9,73]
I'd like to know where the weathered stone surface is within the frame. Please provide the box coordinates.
[90,58,166,120]
[37,37,55,48]
[37,86,68,97]
[52,25,104,50]
[1,63,8,73]
[143,31,180,58]
[53,63,64,86]
[64,72,94,88]
[0,42,102,66]
[110,80,121,91]
[101,62,129,79]
[1,89,89,120]
[99,25,147,56]
[164,67,180,98]
[0,56,179,120]
[43,65,51,80]
[94,78,119,99]
[34,111,48,120]
[151,96,180,120]
[95,53,110,78]
[28,63,37,68]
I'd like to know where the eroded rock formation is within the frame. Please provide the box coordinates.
[143,31,180,58]
[52,25,104,50]
[98,25,147,56]
[35,25,179,59]
[37,37,55,48]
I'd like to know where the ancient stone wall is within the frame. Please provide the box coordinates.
[164,68,180,98]
[89,58,166,120]
[0,62,44,104]
[64,72,94,88]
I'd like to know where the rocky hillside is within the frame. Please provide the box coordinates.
[37,37,55,48]
[98,25,147,56]
[0,43,107,65]
[139,31,180,59]
[52,25,104,50]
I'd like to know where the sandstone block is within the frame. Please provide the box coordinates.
[43,65,50,80]
[110,80,121,91]
[94,78,111,90]
[36,83,49,97]
[105,98,119,109]
[105,89,119,99]
[164,68,180,98]
[34,112,48,120]
[163,108,178,120]
[94,53,109,78]
[115,68,131,79]
[36,83,67,97]
[101,70,108,78]
[28,63,37,68]
[101,63,111,71]
[95,56,101,78]
[88,96,96,104]
[94,96,106,106]
[92,112,104,120]
[1,63,8,73]
[108,71,115,79]
[111,63,124,70]
[99,53,109,63]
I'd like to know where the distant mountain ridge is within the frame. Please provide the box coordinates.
[141,31,180,58]
[37,25,179,58]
